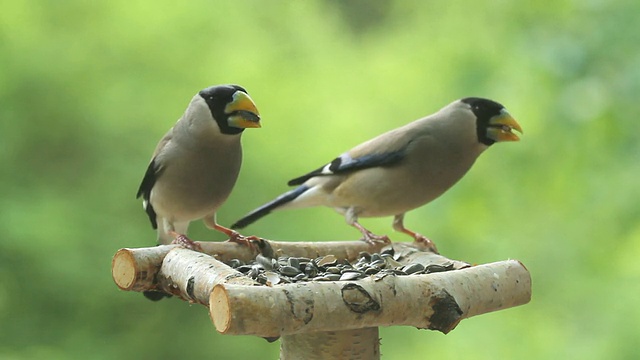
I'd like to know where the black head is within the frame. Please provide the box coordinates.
[461,97,520,146]
[198,85,261,135]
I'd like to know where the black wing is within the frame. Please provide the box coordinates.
[287,149,406,186]
[136,158,161,229]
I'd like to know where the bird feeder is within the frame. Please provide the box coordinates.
[111,240,531,359]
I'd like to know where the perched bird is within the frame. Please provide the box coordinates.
[137,84,261,246]
[231,97,521,248]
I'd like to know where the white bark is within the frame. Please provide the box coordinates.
[111,240,390,294]
[210,260,530,336]
[111,240,531,359]
[280,328,380,360]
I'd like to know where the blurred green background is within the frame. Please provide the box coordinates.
[2,0,639,359]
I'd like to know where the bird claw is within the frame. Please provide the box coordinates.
[413,233,439,254]
[226,231,260,249]
[361,233,391,246]
[170,233,203,252]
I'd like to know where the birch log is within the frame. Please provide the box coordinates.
[155,248,259,304]
[111,240,387,293]
[111,245,179,291]
[210,260,530,337]
[280,328,380,360]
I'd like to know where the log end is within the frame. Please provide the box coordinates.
[111,249,137,290]
[210,284,232,333]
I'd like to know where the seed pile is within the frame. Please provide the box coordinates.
[226,247,455,286]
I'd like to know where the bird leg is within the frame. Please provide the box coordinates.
[204,217,258,248]
[345,207,390,245]
[168,230,203,252]
[392,214,438,253]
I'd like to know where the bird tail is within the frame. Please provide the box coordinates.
[231,185,310,229]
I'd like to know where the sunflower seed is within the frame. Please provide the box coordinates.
[403,263,425,275]
[381,247,394,256]
[293,273,307,281]
[365,267,380,275]
[288,257,299,269]
[325,273,341,281]
[425,263,454,273]
[280,265,301,277]
[371,259,386,268]
[264,271,281,286]
[256,254,273,270]
[227,259,243,268]
[340,271,363,281]
[358,251,372,261]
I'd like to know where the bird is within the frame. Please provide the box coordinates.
[136,84,261,247]
[231,97,521,249]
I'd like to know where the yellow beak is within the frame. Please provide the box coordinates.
[226,91,261,129]
[487,109,523,142]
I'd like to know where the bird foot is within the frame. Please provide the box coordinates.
[413,233,439,254]
[169,233,203,252]
[226,231,260,249]
[360,233,391,246]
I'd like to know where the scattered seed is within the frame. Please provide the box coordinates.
[264,271,281,286]
[384,257,402,268]
[393,251,402,261]
[316,254,337,267]
[304,262,318,277]
[248,265,261,278]
[256,254,273,270]
[425,263,454,273]
[370,259,386,268]
[381,247,394,256]
[403,263,425,275]
[288,257,299,269]
[340,271,363,281]
[256,274,268,285]
[228,259,243,268]
[280,265,301,277]
[226,250,456,285]
[365,267,379,275]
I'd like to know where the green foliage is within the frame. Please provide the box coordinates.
[1,0,639,358]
